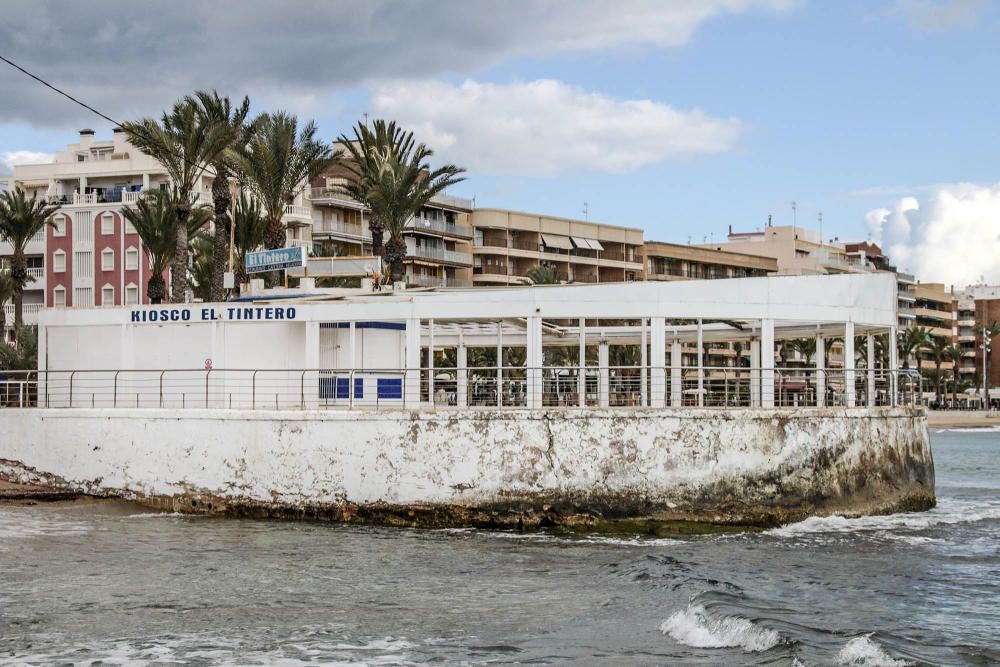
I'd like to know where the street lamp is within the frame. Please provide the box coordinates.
[982,326,992,411]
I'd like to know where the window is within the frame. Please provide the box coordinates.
[52,215,66,236]
[101,213,114,235]
[74,251,93,279]
[124,217,136,235]
[125,283,139,305]
[74,287,93,307]
[73,212,92,242]
[102,285,115,306]
[101,248,115,271]
[125,247,139,270]
[53,250,66,273]
[53,287,66,307]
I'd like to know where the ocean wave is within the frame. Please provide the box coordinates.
[121,512,189,519]
[766,498,1000,537]
[935,425,1000,433]
[837,635,912,666]
[0,510,90,549]
[660,604,782,652]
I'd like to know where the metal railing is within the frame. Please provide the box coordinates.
[405,242,472,265]
[0,366,922,411]
[405,217,474,239]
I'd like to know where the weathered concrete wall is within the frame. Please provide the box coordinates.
[0,407,933,530]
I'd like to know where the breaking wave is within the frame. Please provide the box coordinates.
[660,604,781,652]
[766,498,1000,537]
[0,509,90,549]
[837,635,912,666]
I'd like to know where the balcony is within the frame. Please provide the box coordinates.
[286,239,312,254]
[3,302,42,325]
[897,307,916,318]
[313,220,371,242]
[304,186,362,209]
[405,242,472,266]
[406,274,473,288]
[405,216,474,239]
[283,205,313,227]
[73,193,97,205]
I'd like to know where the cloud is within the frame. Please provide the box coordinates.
[895,0,991,30]
[0,151,53,176]
[370,79,743,176]
[0,0,794,127]
[865,183,1000,286]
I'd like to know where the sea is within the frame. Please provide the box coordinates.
[1,427,997,666]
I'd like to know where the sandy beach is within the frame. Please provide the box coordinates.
[926,411,1000,429]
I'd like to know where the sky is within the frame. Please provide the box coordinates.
[1,0,999,286]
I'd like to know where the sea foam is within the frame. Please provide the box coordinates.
[837,634,912,666]
[660,604,781,652]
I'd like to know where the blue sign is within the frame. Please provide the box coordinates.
[246,246,305,273]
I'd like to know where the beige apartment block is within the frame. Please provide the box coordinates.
[642,240,777,281]
[471,208,644,285]
[701,225,871,276]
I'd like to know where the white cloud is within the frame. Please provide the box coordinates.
[0,0,796,127]
[895,0,990,30]
[0,151,53,176]
[865,183,1000,286]
[370,79,743,176]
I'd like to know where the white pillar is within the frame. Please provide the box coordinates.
[640,318,648,407]
[141,173,150,192]
[696,318,705,407]
[457,335,468,408]
[889,325,899,406]
[405,317,421,408]
[427,318,435,405]
[651,317,666,408]
[866,332,875,407]
[761,319,775,408]
[348,321,357,405]
[670,339,682,407]
[304,320,319,409]
[578,317,586,407]
[750,338,761,408]
[598,337,610,408]
[816,334,826,408]
[845,321,856,408]
[527,315,543,409]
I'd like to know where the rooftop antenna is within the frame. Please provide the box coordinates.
[818,211,823,244]
[767,214,772,227]
[687,235,692,245]
[791,201,797,227]
[583,201,589,221]
[363,111,369,125]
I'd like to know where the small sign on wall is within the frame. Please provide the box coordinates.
[246,247,305,273]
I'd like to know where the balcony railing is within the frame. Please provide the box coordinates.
[3,303,42,320]
[405,217,473,239]
[73,193,97,205]
[405,243,472,265]
[283,205,312,225]
[313,220,372,241]
[26,267,44,279]
[406,275,473,288]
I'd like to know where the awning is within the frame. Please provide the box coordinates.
[587,238,605,251]
[570,237,590,250]
[540,234,573,250]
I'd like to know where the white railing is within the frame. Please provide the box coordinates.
[0,366,922,411]
[405,242,472,265]
[406,216,474,239]
[314,220,372,240]
[283,205,312,221]
[406,275,473,288]
[3,303,42,319]
[286,239,312,254]
[122,190,144,204]
[26,267,44,279]
[73,193,97,205]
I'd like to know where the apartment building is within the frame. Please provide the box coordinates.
[964,284,1000,389]
[643,241,776,281]
[471,208,644,286]
[300,174,474,288]
[843,241,917,329]
[701,224,871,276]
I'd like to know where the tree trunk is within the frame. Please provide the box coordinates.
[10,248,26,330]
[210,171,231,302]
[171,201,192,303]
[147,273,166,304]
[384,234,407,284]
[953,363,959,406]
[368,215,385,257]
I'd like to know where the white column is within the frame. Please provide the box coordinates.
[348,321,357,405]
[696,318,705,407]
[844,321,856,408]
[304,320,319,409]
[457,334,468,408]
[640,318,648,407]
[142,173,151,192]
[750,338,761,408]
[79,176,88,194]
[761,319,775,408]
[651,317,666,408]
[578,317,586,407]
[496,320,503,407]
[427,318,435,405]
[404,317,421,408]
[598,337,610,408]
[527,315,543,409]
[815,334,826,408]
[670,339,683,407]
[889,325,899,407]
[867,332,875,407]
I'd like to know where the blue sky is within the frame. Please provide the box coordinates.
[1,0,999,283]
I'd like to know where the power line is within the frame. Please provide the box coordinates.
[0,53,123,128]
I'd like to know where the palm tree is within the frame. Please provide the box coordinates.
[231,111,333,283]
[525,264,559,285]
[0,188,58,331]
[0,270,15,340]
[944,342,962,407]
[232,193,268,288]
[786,338,816,365]
[189,91,251,301]
[121,98,237,303]
[188,232,215,302]
[897,326,929,370]
[336,120,418,257]
[0,324,37,371]
[122,192,212,303]
[335,119,465,283]
[924,335,950,404]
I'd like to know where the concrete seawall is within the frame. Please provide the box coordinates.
[0,407,934,531]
